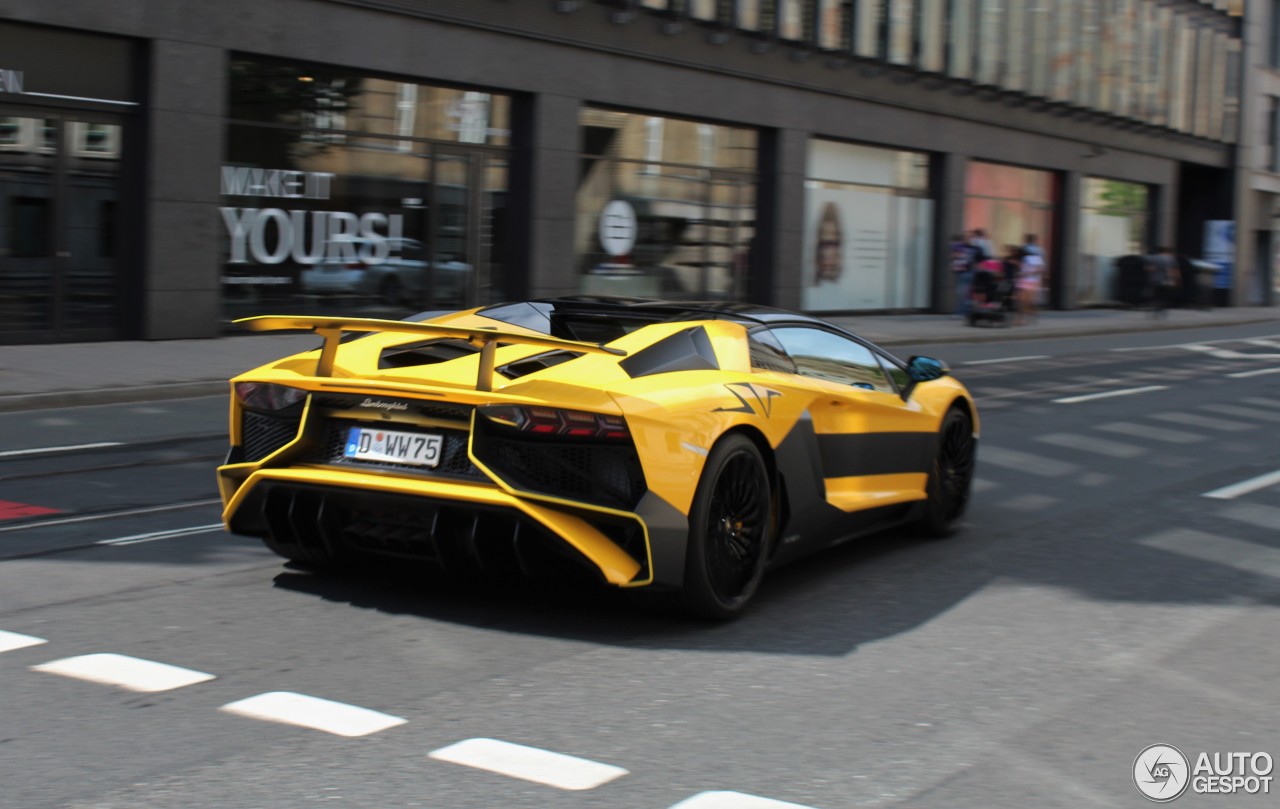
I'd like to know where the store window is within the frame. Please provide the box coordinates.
[1077,177,1149,306]
[221,58,512,324]
[964,161,1055,298]
[576,108,758,301]
[802,139,932,312]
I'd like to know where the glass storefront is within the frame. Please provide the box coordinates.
[575,108,758,301]
[221,58,512,323]
[802,139,932,312]
[1078,177,1149,305]
[964,161,1056,274]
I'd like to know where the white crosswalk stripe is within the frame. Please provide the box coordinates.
[978,446,1079,477]
[1152,412,1254,432]
[221,691,406,737]
[428,738,628,790]
[1138,529,1280,579]
[1095,421,1206,444]
[1002,493,1058,512]
[1218,501,1280,530]
[669,791,819,809]
[1243,396,1280,408]
[1035,432,1147,458]
[1199,403,1280,423]
[0,630,47,653]
[32,653,215,692]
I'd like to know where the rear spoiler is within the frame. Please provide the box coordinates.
[236,315,627,392]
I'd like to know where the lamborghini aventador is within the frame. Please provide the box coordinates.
[216,297,978,619]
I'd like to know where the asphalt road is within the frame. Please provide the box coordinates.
[1,324,1278,809]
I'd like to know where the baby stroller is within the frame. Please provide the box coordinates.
[966,260,1015,327]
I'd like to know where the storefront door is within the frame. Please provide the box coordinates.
[0,111,124,342]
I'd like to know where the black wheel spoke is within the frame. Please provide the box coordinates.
[703,450,768,603]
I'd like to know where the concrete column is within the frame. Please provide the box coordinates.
[143,40,226,339]
[524,93,581,297]
[933,152,969,314]
[763,128,808,311]
[1056,171,1083,310]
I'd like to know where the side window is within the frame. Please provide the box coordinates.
[877,354,911,394]
[747,328,797,374]
[770,327,895,393]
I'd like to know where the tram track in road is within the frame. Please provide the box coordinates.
[0,434,226,484]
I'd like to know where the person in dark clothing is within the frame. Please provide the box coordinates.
[1145,246,1180,318]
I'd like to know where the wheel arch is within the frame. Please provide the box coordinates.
[713,424,784,556]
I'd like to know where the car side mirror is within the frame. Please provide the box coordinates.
[906,356,949,382]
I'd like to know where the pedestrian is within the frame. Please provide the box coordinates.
[1016,244,1044,324]
[1000,245,1024,322]
[1145,246,1180,319]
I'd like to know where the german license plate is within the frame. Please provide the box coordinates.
[344,427,442,467]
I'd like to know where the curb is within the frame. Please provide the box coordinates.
[0,381,229,413]
[864,313,1280,347]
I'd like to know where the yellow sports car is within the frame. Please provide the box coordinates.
[216,298,978,619]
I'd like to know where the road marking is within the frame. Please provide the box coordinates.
[0,499,221,534]
[1218,501,1280,529]
[1200,403,1280,423]
[0,500,61,521]
[1203,469,1280,499]
[669,792,819,809]
[961,355,1050,366]
[32,653,215,692]
[1053,385,1167,404]
[1138,529,1280,579]
[428,738,628,791]
[1095,421,1206,444]
[96,524,223,546]
[1227,367,1280,378]
[1001,493,1058,512]
[1244,396,1280,408]
[1035,432,1147,458]
[1153,412,1252,432]
[0,442,123,458]
[0,630,47,653]
[979,446,1079,477]
[221,692,407,737]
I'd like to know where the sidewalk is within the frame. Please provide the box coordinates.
[1,306,1275,412]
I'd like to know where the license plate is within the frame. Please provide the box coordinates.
[343,427,443,467]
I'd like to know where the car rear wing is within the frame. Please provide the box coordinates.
[236,315,628,392]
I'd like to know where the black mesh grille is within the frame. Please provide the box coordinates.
[241,411,301,462]
[309,418,484,480]
[473,423,646,510]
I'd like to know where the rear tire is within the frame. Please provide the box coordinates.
[917,407,976,538]
[678,434,773,620]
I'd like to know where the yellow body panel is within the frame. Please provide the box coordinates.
[824,474,930,511]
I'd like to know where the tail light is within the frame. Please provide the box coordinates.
[480,405,630,440]
[345,261,367,271]
[235,382,307,412]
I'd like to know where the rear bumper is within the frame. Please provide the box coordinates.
[219,466,652,586]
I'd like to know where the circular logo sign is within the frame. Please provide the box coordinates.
[1134,744,1190,802]
[598,199,637,257]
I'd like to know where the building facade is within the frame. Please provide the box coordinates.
[0,0,1256,343]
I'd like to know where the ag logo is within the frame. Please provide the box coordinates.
[1134,744,1190,802]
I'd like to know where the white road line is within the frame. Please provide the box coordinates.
[978,446,1079,477]
[1244,396,1280,408]
[96,524,223,546]
[961,355,1050,366]
[1138,529,1280,579]
[1053,385,1167,404]
[1203,469,1280,499]
[1001,493,1058,512]
[1153,412,1252,432]
[221,692,407,737]
[1095,421,1206,444]
[428,738,628,791]
[1227,367,1280,379]
[0,500,222,534]
[1035,432,1147,459]
[0,630,47,653]
[1218,501,1280,529]
[669,792,819,809]
[0,442,124,458]
[32,653,215,692]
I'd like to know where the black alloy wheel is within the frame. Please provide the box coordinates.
[919,406,976,538]
[682,433,773,620]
